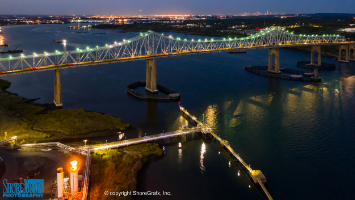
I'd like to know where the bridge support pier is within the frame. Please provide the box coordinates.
[145,59,158,93]
[268,48,280,74]
[311,45,321,66]
[339,44,349,62]
[54,69,63,107]
[350,45,355,61]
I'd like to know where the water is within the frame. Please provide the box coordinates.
[1,24,355,199]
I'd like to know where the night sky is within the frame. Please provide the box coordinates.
[0,0,354,15]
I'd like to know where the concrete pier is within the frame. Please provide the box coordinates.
[267,48,280,73]
[339,44,349,62]
[54,69,62,107]
[311,45,321,66]
[350,44,355,61]
[145,59,158,93]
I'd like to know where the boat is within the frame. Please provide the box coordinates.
[0,44,8,47]
[53,40,63,43]
[229,51,247,54]
[7,50,23,53]
[0,50,23,54]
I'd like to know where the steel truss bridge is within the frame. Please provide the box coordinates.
[0,26,351,76]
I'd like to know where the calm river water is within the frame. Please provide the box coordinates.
[1,24,355,200]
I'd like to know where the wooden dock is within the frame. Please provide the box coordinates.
[179,106,273,200]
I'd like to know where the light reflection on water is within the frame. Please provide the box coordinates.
[200,142,206,173]
[178,149,182,164]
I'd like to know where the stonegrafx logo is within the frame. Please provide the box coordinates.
[3,179,44,198]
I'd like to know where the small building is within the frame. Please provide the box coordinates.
[250,170,267,183]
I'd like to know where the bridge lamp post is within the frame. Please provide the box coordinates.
[83,139,87,147]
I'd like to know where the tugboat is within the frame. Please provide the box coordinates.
[229,51,247,54]
[52,40,64,43]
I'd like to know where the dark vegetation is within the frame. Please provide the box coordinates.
[0,79,129,143]
[89,143,164,200]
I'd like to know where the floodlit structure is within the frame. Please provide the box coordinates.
[57,167,64,198]
[69,160,79,194]
[0,26,353,107]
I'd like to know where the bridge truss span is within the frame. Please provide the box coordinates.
[0,26,348,76]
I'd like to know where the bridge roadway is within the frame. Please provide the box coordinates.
[0,42,352,77]
[179,106,273,200]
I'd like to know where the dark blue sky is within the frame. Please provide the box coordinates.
[0,0,354,15]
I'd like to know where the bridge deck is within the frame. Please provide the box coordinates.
[0,41,353,77]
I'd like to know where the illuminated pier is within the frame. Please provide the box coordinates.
[179,106,273,200]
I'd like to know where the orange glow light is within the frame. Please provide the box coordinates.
[70,160,78,171]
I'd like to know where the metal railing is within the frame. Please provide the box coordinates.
[0,136,17,146]
[0,26,349,76]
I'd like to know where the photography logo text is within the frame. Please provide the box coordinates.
[3,179,44,198]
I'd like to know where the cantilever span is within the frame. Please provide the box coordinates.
[0,26,350,76]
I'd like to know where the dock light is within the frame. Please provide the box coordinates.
[96,46,99,48]
[76,48,79,51]
[198,39,201,42]
[109,45,112,48]
[105,44,108,47]
[177,38,180,40]
[118,42,122,45]
[179,142,181,148]
[223,38,226,40]
[84,139,87,146]
[21,54,24,57]
[9,55,12,59]
[114,41,117,44]
[211,39,214,41]
[87,47,89,49]
[184,39,187,41]
[192,39,194,41]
